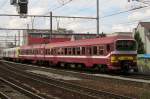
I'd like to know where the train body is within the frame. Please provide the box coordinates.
[2,35,138,73]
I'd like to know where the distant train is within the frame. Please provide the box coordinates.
[2,35,138,73]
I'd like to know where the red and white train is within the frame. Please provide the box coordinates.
[2,35,138,73]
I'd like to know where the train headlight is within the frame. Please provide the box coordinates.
[111,56,118,63]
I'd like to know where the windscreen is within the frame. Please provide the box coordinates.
[116,40,136,51]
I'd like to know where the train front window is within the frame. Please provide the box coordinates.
[116,40,136,51]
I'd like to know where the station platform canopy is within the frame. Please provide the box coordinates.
[138,54,150,59]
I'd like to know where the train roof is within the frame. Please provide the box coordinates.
[45,35,134,48]
[20,35,134,49]
[21,44,45,49]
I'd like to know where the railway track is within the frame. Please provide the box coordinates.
[2,60,150,82]
[1,60,150,98]
[0,91,10,99]
[0,60,133,99]
[0,77,46,99]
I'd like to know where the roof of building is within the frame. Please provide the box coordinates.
[108,32,133,37]
[139,22,150,29]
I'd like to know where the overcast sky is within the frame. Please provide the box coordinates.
[0,0,150,36]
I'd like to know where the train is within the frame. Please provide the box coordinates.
[2,35,138,73]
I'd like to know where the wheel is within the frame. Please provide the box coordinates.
[94,65,108,73]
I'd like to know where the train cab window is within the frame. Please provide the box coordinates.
[82,47,85,55]
[116,40,136,51]
[93,46,97,55]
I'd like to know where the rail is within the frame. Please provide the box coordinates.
[0,77,46,99]
[0,61,134,99]
[0,91,11,99]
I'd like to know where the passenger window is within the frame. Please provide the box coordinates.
[73,48,76,55]
[68,48,72,55]
[65,48,67,55]
[52,49,54,55]
[87,47,92,55]
[76,47,81,55]
[93,46,97,55]
[46,49,48,55]
[61,48,64,55]
[57,48,61,55]
[54,49,56,55]
[98,46,104,55]
[82,47,85,55]
[49,49,51,55]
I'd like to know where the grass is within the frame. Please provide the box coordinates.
[137,59,150,74]
[140,90,150,99]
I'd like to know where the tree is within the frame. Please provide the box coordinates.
[134,31,145,54]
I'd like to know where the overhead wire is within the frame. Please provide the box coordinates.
[1,0,150,33]
[44,0,74,15]
[100,5,148,19]
[52,0,73,11]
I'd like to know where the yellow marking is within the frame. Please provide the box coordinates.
[16,47,20,58]
[118,56,134,60]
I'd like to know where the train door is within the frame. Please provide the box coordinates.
[43,44,46,62]
[86,46,93,67]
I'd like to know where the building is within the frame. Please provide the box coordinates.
[108,32,133,37]
[134,22,150,54]
[22,29,98,45]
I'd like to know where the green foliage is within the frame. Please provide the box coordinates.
[134,32,145,54]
